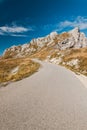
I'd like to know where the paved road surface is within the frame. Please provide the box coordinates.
[0,61,87,130]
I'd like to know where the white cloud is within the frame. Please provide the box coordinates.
[58,16,87,31]
[0,24,33,37]
[0,26,28,33]
[10,34,27,37]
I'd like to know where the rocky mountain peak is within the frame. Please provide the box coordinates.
[68,27,87,48]
[70,27,80,33]
[3,27,87,59]
[49,31,58,39]
[69,27,80,40]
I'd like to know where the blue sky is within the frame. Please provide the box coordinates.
[0,0,87,54]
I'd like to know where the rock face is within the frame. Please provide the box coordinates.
[3,27,87,58]
[69,27,87,48]
[58,27,87,50]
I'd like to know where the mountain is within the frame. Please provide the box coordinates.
[0,27,87,84]
[3,27,87,59]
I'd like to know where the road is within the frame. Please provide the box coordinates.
[0,60,87,130]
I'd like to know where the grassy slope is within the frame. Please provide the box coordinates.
[61,48,87,75]
[0,57,40,84]
[34,46,87,76]
[1,31,87,85]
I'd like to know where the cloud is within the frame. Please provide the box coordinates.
[58,16,87,31]
[0,26,28,33]
[0,24,33,37]
[10,34,27,37]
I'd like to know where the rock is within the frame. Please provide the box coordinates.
[3,27,87,59]
[66,59,79,68]
[69,27,87,48]
[49,32,58,39]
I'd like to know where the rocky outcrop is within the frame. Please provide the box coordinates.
[69,27,87,48]
[57,27,87,50]
[3,27,87,58]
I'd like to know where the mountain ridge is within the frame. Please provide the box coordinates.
[0,27,87,84]
[3,27,87,59]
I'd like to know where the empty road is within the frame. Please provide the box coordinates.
[0,61,87,130]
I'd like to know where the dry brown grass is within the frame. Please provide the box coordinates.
[0,57,40,84]
[61,47,87,75]
[31,47,87,76]
[50,51,60,59]
[56,32,70,42]
[30,47,54,60]
[59,32,70,39]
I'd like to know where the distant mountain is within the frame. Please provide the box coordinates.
[3,27,87,59]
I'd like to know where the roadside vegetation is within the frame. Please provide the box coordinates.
[30,45,87,76]
[0,57,40,85]
[57,48,87,76]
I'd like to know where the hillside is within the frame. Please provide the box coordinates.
[0,27,87,84]
[0,58,40,85]
[2,27,87,58]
